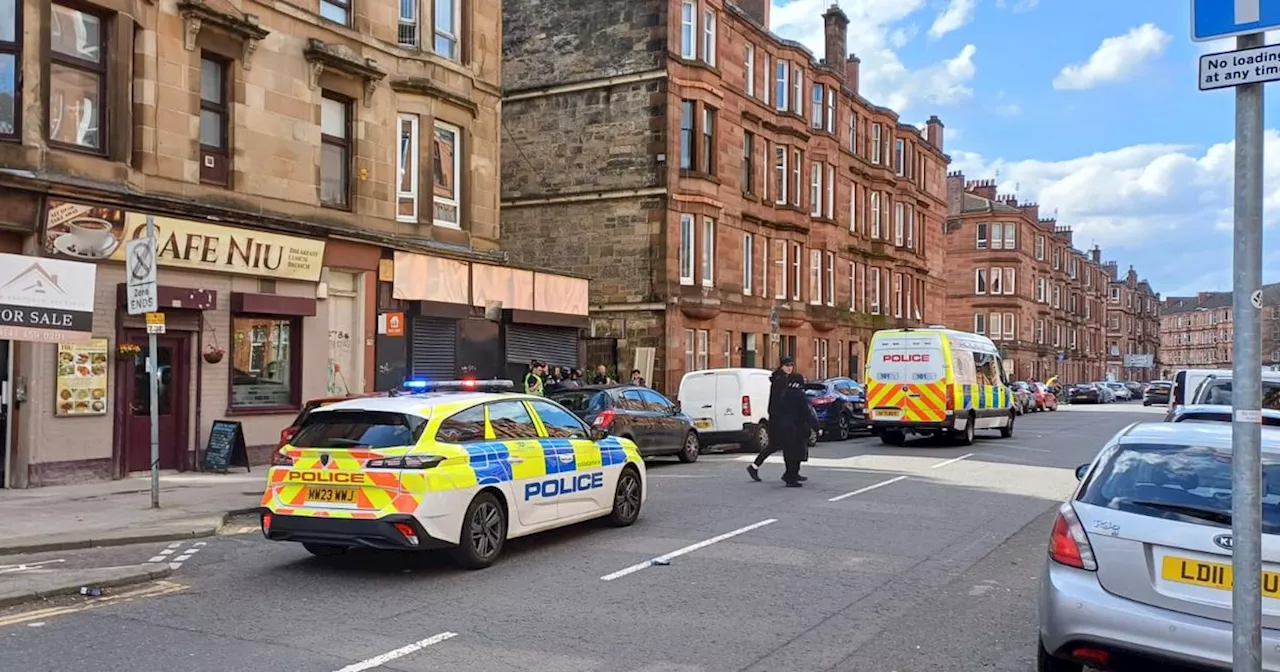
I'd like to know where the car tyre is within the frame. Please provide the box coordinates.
[880,430,906,446]
[747,422,769,453]
[678,431,700,463]
[835,413,851,441]
[303,542,347,557]
[1036,639,1083,672]
[449,491,507,570]
[606,467,643,527]
[958,415,976,446]
[999,412,1014,438]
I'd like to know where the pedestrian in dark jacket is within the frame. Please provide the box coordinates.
[747,357,795,482]
[777,372,820,486]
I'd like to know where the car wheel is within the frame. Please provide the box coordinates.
[880,430,906,446]
[999,412,1014,438]
[748,422,769,453]
[836,413,851,441]
[606,467,643,527]
[1036,639,1083,672]
[678,431,700,463]
[302,542,347,557]
[449,491,507,570]
[958,415,976,446]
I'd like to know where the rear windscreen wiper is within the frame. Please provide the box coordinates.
[1128,499,1233,526]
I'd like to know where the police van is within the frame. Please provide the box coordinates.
[259,380,647,569]
[865,327,1015,446]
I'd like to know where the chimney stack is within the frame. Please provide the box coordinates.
[1106,261,1118,280]
[845,54,860,95]
[822,4,849,81]
[964,179,997,201]
[925,115,944,152]
[736,0,770,30]
[1090,244,1101,264]
[946,171,965,215]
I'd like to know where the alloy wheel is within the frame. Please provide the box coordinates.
[615,472,641,521]
[469,501,503,559]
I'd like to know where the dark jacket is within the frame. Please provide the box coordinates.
[774,374,819,439]
[767,368,789,419]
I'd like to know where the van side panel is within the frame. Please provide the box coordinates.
[866,333,947,423]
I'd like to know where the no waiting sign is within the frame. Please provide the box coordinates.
[126,238,158,315]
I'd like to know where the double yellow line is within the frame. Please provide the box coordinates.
[0,580,188,628]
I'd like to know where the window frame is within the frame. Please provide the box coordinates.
[773,144,788,204]
[319,92,353,210]
[870,267,882,314]
[809,249,821,306]
[395,113,420,222]
[870,191,881,238]
[320,0,351,25]
[700,105,716,174]
[1003,267,1015,295]
[893,201,904,246]
[701,8,716,65]
[811,84,823,129]
[791,148,802,207]
[47,2,109,154]
[742,232,753,295]
[775,59,789,111]
[700,216,715,287]
[791,241,801,301]
[825,165,835,219]
[679,213,695,285]
[894,138,905,176]
[696,329,709,370]
[0,0,20,141]
[679,99,695,170]
[742,130,754,194]
[228,314,304,412]
[871,124,882,164]
[975,268,987,295]
[824,251,834,306]
[432,119,463,228]
[744,43,755,96]
[432,0,461,60]
[975,222,988,249]
[809,160,822,216]
[198,52,231,186]
[680,0,696,59]
[974,313,985,335]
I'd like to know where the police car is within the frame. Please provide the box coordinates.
[258,380,647,569]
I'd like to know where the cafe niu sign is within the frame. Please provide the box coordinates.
[43,200,326,282]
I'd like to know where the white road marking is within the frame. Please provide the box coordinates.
[173,554,194,562]
[333,632,459,672]
[166,542,182,549]
[827,476,908,502]
[158,548,177,556]
[193,541,207,547]
[0,559,66,574]
[600,519,778,581]
[1005,444,1050,453]
[147,556,166,563]
[930,452,974,469]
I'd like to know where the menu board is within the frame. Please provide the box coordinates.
[55,338,109,416]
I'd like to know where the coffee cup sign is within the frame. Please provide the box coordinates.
[43,201,125,261]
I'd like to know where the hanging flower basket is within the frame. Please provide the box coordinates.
[203,345,226,364]
[117,343,142,360]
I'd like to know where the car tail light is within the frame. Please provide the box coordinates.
[813,394,838,405]
[945,386,954,410]
[366,455,445,469]
[261,512,273,537]
[593,409,616,428]
[270,450,294,467]
[1070,647,1109,667]
[741,395,752,416]
[393,522,420,546]
[1049,502,1097,570]
[278,426,299,448]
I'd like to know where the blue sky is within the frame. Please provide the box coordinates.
[771,0,1280,297]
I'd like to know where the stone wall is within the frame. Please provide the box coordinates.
[502,0,666,91]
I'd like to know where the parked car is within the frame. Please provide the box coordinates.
[550,385,700,462]
[1165,368,1280,418]
[1010,382,1036,415]
[1065,383,1103,405]
[1143,380,1172,407]
[1091,382,1117,403]
[1039,421,1280,671]
[803,377,867,440]
[1166,403,1280,427]
[1031,382,1058,412]
[1104,382,1133,401]
[677,368,774,451]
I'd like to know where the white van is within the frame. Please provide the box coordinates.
[677,368,774,451]
[1166,367,1280,418]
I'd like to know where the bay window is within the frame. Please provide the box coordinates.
[679,214,694,285]
[809,250,821,305]
[825,252,834,306]
[702,8,716,65]
[870,267,882,314]
[701,217,716,287]
[810,161,822,216]
[811,85,823,128]
[791,242,801,301]
[680,1,696,59]
[396,113,420,222]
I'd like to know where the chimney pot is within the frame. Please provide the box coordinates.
[925,115,944,152]
[736,0,770,29]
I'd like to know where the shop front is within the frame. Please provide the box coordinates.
[10,199,350,486]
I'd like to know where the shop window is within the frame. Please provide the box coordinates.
[199,54,230,186]
[48,3,106,153]
[396,113,420,222]
[320,0,350,25]
[0,0,20,140]
[529,400,590,439]
[230,316,301,410]
[433,120,461,229]
[320,92,352,209]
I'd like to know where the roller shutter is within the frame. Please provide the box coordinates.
[505,325,580,368]
[410,316,457,379]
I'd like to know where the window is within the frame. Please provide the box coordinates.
[700,106,716,174]
[1053,284,1061,308]
[199,55,230,185]
[826,88,835,133]
[848,182,857,232]
[0,0,18,139]
[809,249,821,305]
[826,165,835,219]
[810,161,822,216]
[848,112,857,153]
[701,217,715,287]
[230,316,300,409]
[696,330,709,370]
[1004,313,1015,340]
[849,262,857,312]
[1052,247,1061,270]
[858,264,866,313]
[679,214,694,285]
[791,242,801,301]
[760,236,769,297]
[792,66,803,115]
[684,329,695,371]
[893,273,903,318]
[973,313,986,335]
[811,84,823,129]
[774,239,787,298]
[1110,287,1120,303]
[894,201,904,245]
[775,60,789,111]
[435,406,488,443]
[320,94,352,208]
[915,277,923,320]
[485,401,543,440]
[679,100,695,170]
[870,267,882,314]
[975,222,988,249]
[1069,328,1077,349]
[989,313,1002,340]
[680,1,696,59]
[975,268,987,294]
[434,0,460,59]
[894,139,905,176]
[745,44,755,96]
[870,192,881,238]
[529,400,591,439]
[398,0,418,47]
[1035,235,1045,260]
[48,4,105,151]
[432,121,461,228]
[702,9,716,65]
[814,338,829,379]
[1035,319,1044,344]
[905,205,915,249]
[989,267,1002,294]
[294,410,428,448]
[773,145,787,204]
[396,114,420,222]
[1003,267,1015,295]
[742,232,753,295]
[825,252,835,306]
[871,124,882,164]
[1036,277,1046,302]
[320,0,350,25]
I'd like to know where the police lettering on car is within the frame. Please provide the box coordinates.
[524,472,605,500]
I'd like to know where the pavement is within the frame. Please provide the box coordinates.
[0,402,1162,671]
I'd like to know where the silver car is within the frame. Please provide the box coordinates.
[1039,422,1280,671]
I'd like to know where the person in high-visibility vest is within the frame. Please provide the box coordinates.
[524,360,547,396]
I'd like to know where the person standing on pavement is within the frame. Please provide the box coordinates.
[590,364,613,385]
[747,357,794,482]
[524,360,547,396]
[778,372,819,487]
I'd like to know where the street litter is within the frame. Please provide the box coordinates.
[650,558,670,566]
[78,587,104,597]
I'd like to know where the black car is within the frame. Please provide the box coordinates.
[548,385,700,462]
[1143,380,1172,407]
[804,377,867,441]
[1066,383,1102,404]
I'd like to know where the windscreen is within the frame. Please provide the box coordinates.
[1196,379,1280,409]
[1079,442,1280,533]
[291,410,427,449]
[803,383,828,398]
[549,390,609,413]
[868,336,946,383]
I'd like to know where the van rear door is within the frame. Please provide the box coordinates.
[679,372,718,432]
[713,373,743,433]
[867,335,947,423]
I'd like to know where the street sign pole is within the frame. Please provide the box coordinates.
[1231,30,1265,672]
[146,216,161,510]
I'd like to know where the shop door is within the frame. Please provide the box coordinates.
[0,340,9,488]
[122,331,190,473]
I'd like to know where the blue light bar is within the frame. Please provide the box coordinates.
[403,379,430,390]
[395,379,516,395]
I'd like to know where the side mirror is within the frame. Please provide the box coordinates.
[1074,463,1089,481]
[673,400,682,413]
[590,427,609,441]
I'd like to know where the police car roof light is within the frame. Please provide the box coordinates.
[398,379,516,393]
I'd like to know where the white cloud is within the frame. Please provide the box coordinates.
[1052,24,1172,90]
[770,0,978,113]
[995,0,1038,11]
[929,0,976,38]
[950,132,1280,295]
[991,103,1021,116]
